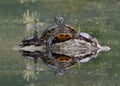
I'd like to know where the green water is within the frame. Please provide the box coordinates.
[0,0,120,86]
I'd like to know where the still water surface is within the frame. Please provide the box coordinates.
[0,0,120,86]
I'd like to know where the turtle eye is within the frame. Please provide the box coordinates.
[55,16,64,23]
[60,18,64,23]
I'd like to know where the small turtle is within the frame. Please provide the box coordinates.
[35,16,77,46]
[76,32,93,43]
[20,30,39,47]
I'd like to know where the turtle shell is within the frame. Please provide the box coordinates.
[20,30,39,47]
[40,24,76,44]
[20,36,37,47]
[78,32,93,43]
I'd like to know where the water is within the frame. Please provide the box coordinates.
[0,0,120,86]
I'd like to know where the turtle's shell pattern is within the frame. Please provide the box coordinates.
[40,24,76,43]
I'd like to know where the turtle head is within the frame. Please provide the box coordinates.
[55,16,65,32]
[55,16,65,25]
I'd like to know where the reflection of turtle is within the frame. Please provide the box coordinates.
[20,50,44,64]
[41,53,76,76]
[52,53,73,63]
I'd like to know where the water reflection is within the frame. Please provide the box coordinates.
[20,44,108,81]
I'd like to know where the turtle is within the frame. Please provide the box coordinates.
[35,16,77,46]
[20,29,39,47]
[75,32,93,43]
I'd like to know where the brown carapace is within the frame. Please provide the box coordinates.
[53,33,73,43]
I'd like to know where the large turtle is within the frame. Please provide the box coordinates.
[35,16,77,46]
